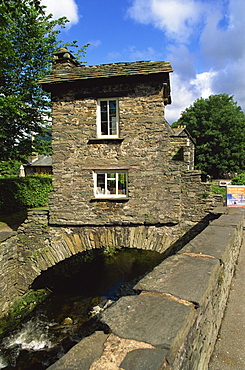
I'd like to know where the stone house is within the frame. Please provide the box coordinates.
[25,154,52,175]
[40,49,213,227]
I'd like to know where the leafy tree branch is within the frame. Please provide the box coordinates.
[0,0,88,163]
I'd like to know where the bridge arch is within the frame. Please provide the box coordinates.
[30,223,179,275]
[0,209,212,313]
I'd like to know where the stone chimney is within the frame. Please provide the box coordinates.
[53,47,80,71]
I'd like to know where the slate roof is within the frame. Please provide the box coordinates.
[172,127,188,136]
[171,127,195,143]
[40,60,173,86]
[26,155,52,167]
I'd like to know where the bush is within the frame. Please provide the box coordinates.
[231,172,245,185]
[0,160,22,177]
[0,175,53,214]
[211,184,226,200]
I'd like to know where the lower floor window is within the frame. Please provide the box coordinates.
[94,171,127,198]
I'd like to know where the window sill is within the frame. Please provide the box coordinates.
[90,197,129,202]
[88,138,124,144]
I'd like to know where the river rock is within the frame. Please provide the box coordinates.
[62,317,73,325]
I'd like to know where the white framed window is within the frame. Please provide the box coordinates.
[97,98,119,138]
[93,170,127,198]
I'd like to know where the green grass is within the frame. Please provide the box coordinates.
[211,184,226,200]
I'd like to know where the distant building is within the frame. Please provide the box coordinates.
[25,155,52,175]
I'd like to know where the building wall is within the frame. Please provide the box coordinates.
[170,134,195,171]
[48,70,223,227]
[25,166,52,175]
[49,77,189,226]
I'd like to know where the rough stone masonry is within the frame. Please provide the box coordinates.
[40,50,221,228]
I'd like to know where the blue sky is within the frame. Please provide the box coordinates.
[41,0,245,124]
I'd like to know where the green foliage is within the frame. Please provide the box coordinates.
[0,160,23,177]
[103,245,122,257]
[0,0,88,161]
[0,289,51,337]
[231,172,245,185]
[211,184,226,200]
[200,191,210,199]
[62,41,91,62]
[172,94,245,178]
[0,175,53,214]
[32,125,52,155]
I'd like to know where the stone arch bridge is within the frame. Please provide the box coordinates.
[0,207,245,368]
[1,208,213,314]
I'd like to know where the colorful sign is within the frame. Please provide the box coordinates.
[227,185,245,207]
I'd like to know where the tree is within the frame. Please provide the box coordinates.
[172,94,245,178]
[32,125,52,156]
[231,172,245,185]
[0,0,88,162]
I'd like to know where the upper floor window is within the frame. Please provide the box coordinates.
[97,98,119,138]
[94,171,127,198]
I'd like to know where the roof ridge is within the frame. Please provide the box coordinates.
[40,60,173,86]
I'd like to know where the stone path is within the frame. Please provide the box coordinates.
[209,221,245,369]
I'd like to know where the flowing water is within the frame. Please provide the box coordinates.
[0,248,165,369]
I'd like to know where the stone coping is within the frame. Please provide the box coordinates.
[48,209,244,369]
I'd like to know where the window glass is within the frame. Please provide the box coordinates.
[109,100,117,135]
[97,173,106,195]
[107,173,116,194]
[98,99,118,137]
[94,171,127,197]
[118,173,127,195]
[100,101,108,135]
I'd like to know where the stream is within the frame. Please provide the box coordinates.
[0,248,165,369]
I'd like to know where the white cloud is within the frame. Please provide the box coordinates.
[200,0,245,68]
[41,0,79,27]
[165,74,195,123]
[165,71,216,124]
[191,71,216,98]
[128,0,245,122]
[89,40,102,48]
[127,0,207,43]
[167,44,196,80]
[166,58,245,124]
[127,46,159,61]
[196,0,245,112]
[210,58,245,111]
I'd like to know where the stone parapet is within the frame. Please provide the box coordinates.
[0,207,220,315]
[101,209,244,369]
[48,208,244,369]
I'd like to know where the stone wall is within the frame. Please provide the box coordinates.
[50,79,173,225]
[0,211,50,313]
[180,171,223,223]
[0,203,219,315]
[0,234,20,313]
[170,130,195,171]
[47,208,244,370]
[48,75,218,227]
[101,209,245,369]
[1,208,242,369]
